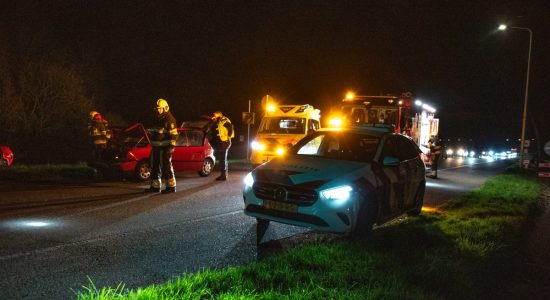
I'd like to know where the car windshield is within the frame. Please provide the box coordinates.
[258,117,306,134]
[294,131,380,162]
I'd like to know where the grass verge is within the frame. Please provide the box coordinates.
[76,174,542,299]
[0,162,98,182]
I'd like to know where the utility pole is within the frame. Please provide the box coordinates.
[247,99,251,161]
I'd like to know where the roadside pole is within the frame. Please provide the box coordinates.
[247,99,251,161]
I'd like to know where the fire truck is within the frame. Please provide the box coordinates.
[327,92,439,164]
[250,103,321,165]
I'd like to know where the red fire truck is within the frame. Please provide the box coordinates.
[327,92,439,164]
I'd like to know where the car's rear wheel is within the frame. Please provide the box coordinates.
[354,196,378,235]
[408,182,425,216]
[198,158,214,177]
[135,160,151,182]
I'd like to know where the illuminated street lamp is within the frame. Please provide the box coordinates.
[498,24,533,168]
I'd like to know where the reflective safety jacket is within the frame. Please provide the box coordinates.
[429,143,441,158]
[215,116,234,142]
[150,111,178,147]
[89,118,108,146]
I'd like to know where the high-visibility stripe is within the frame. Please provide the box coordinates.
[151,179,161,188]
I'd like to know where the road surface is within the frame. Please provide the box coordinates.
[0,157,510,299]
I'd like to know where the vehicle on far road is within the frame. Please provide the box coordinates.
[105,123,215,181]
[1,145,14,167]
[243,124,426,236]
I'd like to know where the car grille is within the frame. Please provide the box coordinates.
[252,182,318,206]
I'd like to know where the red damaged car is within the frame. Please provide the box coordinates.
[107,123,215,181]
[1,145,14,167]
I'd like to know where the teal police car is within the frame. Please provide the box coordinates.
[243,125,425,236]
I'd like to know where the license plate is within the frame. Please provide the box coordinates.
[263,199,298,213]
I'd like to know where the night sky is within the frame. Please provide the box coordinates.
[2,1,549,149]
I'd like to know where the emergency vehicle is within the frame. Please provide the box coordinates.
[250,103,321,165]
[327,92,439,164]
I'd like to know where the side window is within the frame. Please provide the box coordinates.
[367,109,378,123]
[381,136,400,161]
[188,131,204,146]
[308,120,320,132]
[351,109,365,124]
[176,131,188,146]
[397,136,419,160]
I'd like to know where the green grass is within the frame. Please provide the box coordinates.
[76,174,541,300]
[0,162,98,181]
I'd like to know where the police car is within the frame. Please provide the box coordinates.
[243,125,425,234]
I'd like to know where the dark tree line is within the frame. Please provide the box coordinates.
[0,4,98,163]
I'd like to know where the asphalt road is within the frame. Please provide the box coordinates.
[0,157,510,299]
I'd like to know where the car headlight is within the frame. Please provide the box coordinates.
[244,172,254,188]
[251,141,266,151]
[321,185,352,201]
[275,147,286,155]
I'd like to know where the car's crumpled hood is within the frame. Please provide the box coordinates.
[254,155,369,190]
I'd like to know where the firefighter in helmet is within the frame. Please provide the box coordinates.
[88,111,109,161]
[209,111,234,181]
[145,98,179,194]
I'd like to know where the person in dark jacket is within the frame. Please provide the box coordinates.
[427,138,441,178]
[145,98,179,194]
[209,111,234,181]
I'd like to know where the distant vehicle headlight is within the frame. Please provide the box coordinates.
[244,172,254,188]
[251,141,266,151]
[321,185,352,202]
[457,149,465,156]
[469,151,476,157]
[446,149,453,155]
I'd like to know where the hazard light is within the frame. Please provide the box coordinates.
[328,117,343,128]
[266,104,276,112]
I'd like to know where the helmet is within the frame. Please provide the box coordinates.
[156,98,169,114]
[89,111,99,120]
[212,111,223,119]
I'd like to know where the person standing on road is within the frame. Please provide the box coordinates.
[145,98,179,194]
[208,111,234,181]
[427,138,441,178]
[88,111,109,162]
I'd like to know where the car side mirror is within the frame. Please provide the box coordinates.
[383,156,400,166]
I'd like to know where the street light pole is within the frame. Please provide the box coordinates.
[498,25,533,169]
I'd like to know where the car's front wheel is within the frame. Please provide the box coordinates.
[198,158,214,177]
[135,160,151,182]
[353,196,378,236]
[408,182,425,216]
[256,218,270,244]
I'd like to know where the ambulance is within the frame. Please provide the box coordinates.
[250,104,321,165]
